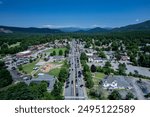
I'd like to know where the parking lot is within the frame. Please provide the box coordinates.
[87,60,150,77]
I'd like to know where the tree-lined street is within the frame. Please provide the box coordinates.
[65,40,87,100]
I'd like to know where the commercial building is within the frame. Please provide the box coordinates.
[102,75,132,90]
[25,73,56,91]
[16,50,32,58]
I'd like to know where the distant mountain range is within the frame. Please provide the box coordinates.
[0,20,150,34]
[112,20,150,32]
[58,27,90,32]
[86,20,150,33]
[0,26,62,34]
[87,27,110,33]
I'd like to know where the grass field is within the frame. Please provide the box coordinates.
[45,48,67,55]
[93,72,105,86]
[9,42,20,48]
[22,59,40,75]
[94,72,105,79]
[48,68,61,77]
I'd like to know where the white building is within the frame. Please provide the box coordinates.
[88,56,103,63]
[16,50,31,58]
[86,53,94,57]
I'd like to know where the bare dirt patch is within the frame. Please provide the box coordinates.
[41,63,62,73]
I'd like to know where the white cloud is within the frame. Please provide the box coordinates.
[42,24,77,28]
[42,24,107,28]
[136,19,140,22]
[92,24,100,27]
[91,24,107,28]
[0,1,3,4]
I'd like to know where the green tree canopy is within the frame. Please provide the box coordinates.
[59,49,63,56]
[108,90,122,100]
[91,64,97,72]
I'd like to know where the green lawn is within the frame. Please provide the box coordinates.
[93,72,105,86]
[48,68,61,77]
[9,42,20,48]
[22,59,40,75]
[94,72,105,79]
[45,48,67,55]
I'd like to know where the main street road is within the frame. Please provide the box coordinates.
[64,40,87,100]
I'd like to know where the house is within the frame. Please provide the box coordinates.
[88,56,103,63]
[145,52,150,55]
[16,57,30,66]
[25,73,56,91]
[48,43,55,48]
[85,49,97,57]
[146,43,150,46]
[104,51,114,60]
[28,45,38,51]
[102,75,132,90]
[121,56,130,61]
[86,53,94,57]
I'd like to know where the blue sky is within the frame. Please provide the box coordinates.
[0,0,150,28]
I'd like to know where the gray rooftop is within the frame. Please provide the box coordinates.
[103,75,131,88]
[53,56,64,59]
[25,74,56,91]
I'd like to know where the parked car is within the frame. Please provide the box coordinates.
[23,77,30,81]
[12,67,16,70]
[65,85,69,88]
